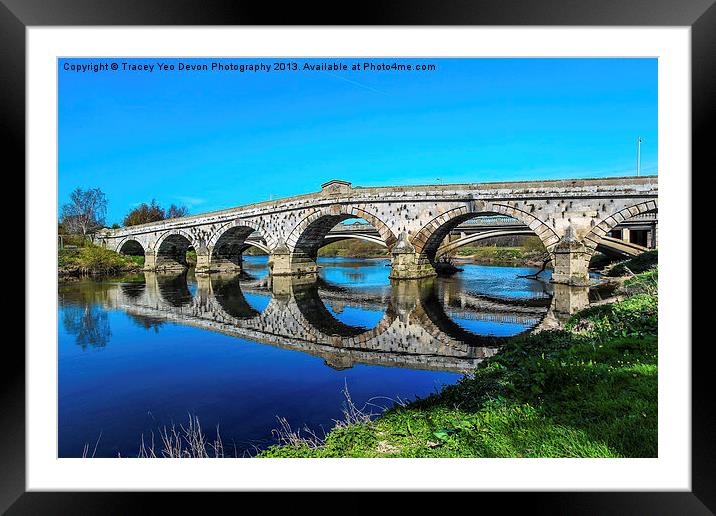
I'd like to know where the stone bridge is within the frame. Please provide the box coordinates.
[98,176,658,286]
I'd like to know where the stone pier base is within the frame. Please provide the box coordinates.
[389,233,436,280]
[203,257,242,273]
[194,251,212,274]
[389,252,436,279]
[268,243,319,276]
[550,239,591,287]
[142,251,157,271]
[144,250,189,272]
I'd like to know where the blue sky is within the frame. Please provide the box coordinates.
[59,58,657,226]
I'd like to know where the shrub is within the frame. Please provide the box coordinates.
[59,245,142,275]
[522,236,547,253]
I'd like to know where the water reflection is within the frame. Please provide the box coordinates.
[58,263,593,371]
[155,272,194,307]
[61,304,111,350]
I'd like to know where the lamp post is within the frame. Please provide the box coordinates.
[636,136,642,177]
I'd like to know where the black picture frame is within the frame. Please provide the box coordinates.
[4,1,710,512]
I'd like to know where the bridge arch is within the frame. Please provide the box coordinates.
[116,238,145,256]
[286,205,398,257]
[208,220,269,272]
[153,229,199,271]
[207,219,268,249]
[274,206,397,275]
[412,201,559,262]
[583,200,658,255]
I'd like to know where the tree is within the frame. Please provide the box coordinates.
[123,199,165,227]
[60,187,108,237]
[166,204,190,219]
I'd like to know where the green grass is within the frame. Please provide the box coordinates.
[456,245,523,259]
[453,245,545,266]
[59,245,143,275]
[605,250,658,277]
[259,269,658,458]
[318,240,389,258]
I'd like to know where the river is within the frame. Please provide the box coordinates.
[58,257,587,458]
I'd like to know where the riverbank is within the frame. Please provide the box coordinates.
[59,245,144,277]
[452,245,547,267]
[318,240,389,259]
[259,267,658,458]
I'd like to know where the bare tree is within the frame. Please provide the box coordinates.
[166,204,190,219]
[60,187,108,238]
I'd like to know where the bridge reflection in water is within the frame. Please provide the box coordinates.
[98,269,590,373]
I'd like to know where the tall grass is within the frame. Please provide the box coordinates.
[137,415,228,458]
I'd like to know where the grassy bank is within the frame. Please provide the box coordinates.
[604,250,658,277]
[318,240,389,258]
[259,268,658,458]
[453,245,545,266]
[59,245,144,276]
[452,237,548,267]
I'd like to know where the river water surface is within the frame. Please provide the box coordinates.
[59,257,562,457]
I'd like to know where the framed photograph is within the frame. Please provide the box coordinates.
[7,0,711,512]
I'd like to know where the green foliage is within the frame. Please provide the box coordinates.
[456,246,524,260]
[59,245,143,275]
[605,250,658,277]
[260,278,659,459]
[244,246,268,256]
[621,269,658,297]
[124,255,145,267]
[522,236,547,253]
[453,244,546,266]
[318,240,388,258]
